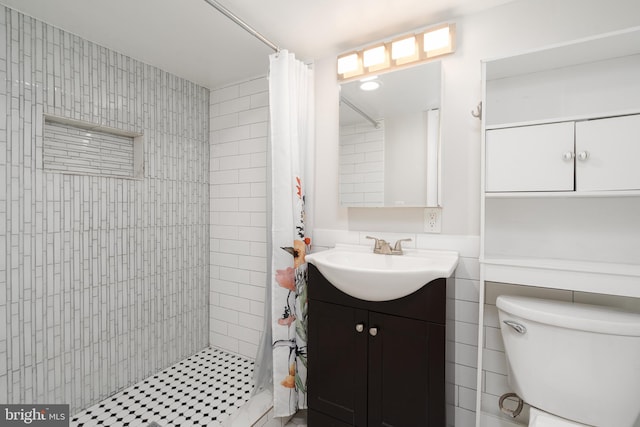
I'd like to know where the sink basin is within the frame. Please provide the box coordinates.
[305,244,459,301]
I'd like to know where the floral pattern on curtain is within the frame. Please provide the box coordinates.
[274,178,309,391]
[269,50,314,417]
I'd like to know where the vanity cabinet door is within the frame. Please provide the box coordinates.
[367,312,445,427]
[308,300,368,426]
[575,114,640,191]
[485,122,575,192]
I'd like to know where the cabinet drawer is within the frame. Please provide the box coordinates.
[486,122,575,192]
[575,114,640,191]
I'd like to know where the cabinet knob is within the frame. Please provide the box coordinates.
[369,327,378,337]
[577,151,590,161]
[355,323,365,333]
[562,151,574,161]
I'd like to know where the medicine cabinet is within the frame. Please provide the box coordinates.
[339,61,442,207]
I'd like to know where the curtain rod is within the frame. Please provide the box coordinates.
[340,97,381,129]
[203,0,280,53]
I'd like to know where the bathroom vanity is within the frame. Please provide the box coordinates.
[307,264,446,427]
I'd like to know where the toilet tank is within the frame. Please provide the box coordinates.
[496,295,640,427]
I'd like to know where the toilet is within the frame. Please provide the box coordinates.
[496,295,640,427]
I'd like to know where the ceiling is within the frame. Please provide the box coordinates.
[0,0,517,89]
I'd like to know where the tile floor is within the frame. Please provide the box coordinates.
[71,348,254,427]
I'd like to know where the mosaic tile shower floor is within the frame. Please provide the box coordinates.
[71,348,254,427]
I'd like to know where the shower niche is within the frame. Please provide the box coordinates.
[43,114,144,179]
[307,264,446,426]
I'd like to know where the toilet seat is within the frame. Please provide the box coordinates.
[529,408,588,427]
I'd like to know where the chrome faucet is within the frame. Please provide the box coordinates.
[366,236,412,255]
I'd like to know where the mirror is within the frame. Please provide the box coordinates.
[339,61,442,207]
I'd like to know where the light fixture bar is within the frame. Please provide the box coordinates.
[337,23,456,81]
[363,45,387,67]
[391,36,417,60]
[338,51,363,79]
[338,53,359,74]
[423,24,455,58]
[423,26,450,51]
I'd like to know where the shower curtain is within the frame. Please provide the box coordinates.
[268,49,314,417]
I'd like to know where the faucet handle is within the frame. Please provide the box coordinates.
[366,235,382,249]
[366,236,392,254]
[393,238,412,253]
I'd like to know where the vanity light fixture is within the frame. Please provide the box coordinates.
[423,24,454,58]
[337,23,456,81]
[363,44,389,72]
[337,52,363,79]
[391,35,419,65]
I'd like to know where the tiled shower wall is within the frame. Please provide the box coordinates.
[209,77,269,359]
[0,7,210,413]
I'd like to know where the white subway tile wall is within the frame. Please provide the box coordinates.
[339,122,385,206]
[0,7,210,413]
[209,77,269,359]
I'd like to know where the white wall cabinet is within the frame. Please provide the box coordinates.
[486,114,640,193]
[575,114,640,191]
[485,122,574,192]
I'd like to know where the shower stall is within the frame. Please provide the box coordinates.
[0,4,252,424]
[1,2,308,425]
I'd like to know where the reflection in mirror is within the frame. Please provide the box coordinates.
[339,61,441,207]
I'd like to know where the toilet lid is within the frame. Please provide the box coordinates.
[496,295,640,336]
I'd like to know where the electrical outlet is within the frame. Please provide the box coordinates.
[424,207,442,233]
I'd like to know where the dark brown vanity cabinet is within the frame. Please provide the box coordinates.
[307,264,446,427]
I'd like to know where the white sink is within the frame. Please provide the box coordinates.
[305,244,459,301]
